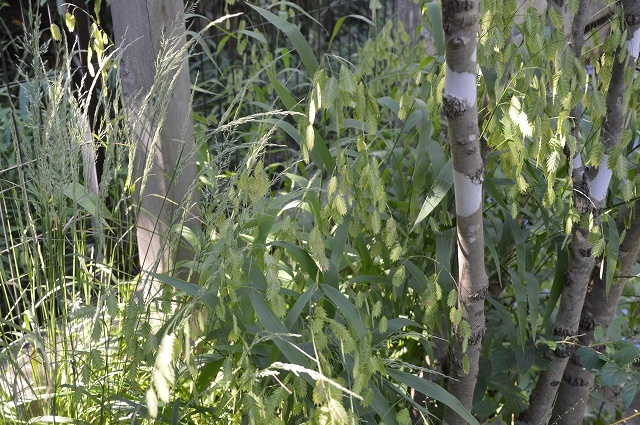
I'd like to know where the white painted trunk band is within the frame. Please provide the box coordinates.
[445,64,477,106]
[573,153,583,169]
[454,169,482,217]
[590,154,612,203]
[627,28,640,60]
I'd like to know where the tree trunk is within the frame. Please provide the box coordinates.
[525,2,640,423]
[110,0,199,302]
[439,1,487,423]
[395,0,423,44]
[551,8,640,417]
[553,204,640,423]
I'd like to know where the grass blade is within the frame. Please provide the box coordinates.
[249,4,319,75]
[249,288,310,368]
[321,284,365,337]
[412,160,453,232]
[386,368,480,425]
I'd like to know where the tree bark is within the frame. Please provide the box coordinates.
[525,227,595,425]
[525,2,640,423]
[111,0,199,302]
[439,1,487,423]
[395,0,424,44]
[552,5,640,411]
[552,204,640,423]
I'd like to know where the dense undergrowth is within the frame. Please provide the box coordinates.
[0,1,639,424]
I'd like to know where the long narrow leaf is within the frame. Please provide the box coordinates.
[321,284,365,337]
[486,295,518,347]
[424,2,444,53]
[542,242,568,330]
[284,284,318,331]
[403,260,428,293]
[386,368,480,425]
[249,289,310,368]
[63,182,111,229]
[147,272,218,309]
[249,4,319,75]
[370,382,399,425]
[270,241,321,280]
[412,160,453,232]
[329,14,374,48]
[606,216,620,296]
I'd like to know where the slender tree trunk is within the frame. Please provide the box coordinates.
[551,11,640,420]
[553,202,640,423]
[111,0,199,302]
[439,1,487,423]
[395,0,423,44]
[523,2,592,424]
[525,2,640,423]
[525,228,594,425]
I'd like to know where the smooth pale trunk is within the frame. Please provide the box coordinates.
[453,170,482,218]
[111,0,199,303]
[589,155,612,203]
[440,1,487,423]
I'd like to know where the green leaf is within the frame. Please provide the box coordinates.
[484,225,502,287]
[606,216,620,296]
[622,381,639,409]
[542,242,567,330]
[238,29,267,44]
[412,160,453,232]
[64,182,112,229]
[371,382,399,425]
[613,341,640,365]
[330,213,350,267]
[403,260,428,293]
[321,284,365,337]
[487,295,518,347]
[270,238,317,271]
[284,285,318,331]
[507,273,528,345]
[515,347,535,372]
[525,271,540,338]
[195,357,224,393]
[373,317,423,345]
[576,346,605,372]
[328,14,373,48]
[424,2,444,53]
[594,326,606,343]
[266,71,302,113]
[147,272,218,310]
[386,368,480,425]
[249,4,318,75]
[607,316,626,341]
[600,361,627,386]
[410,118,434,219]
[249,289,311,368]
[436,231,454,293]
